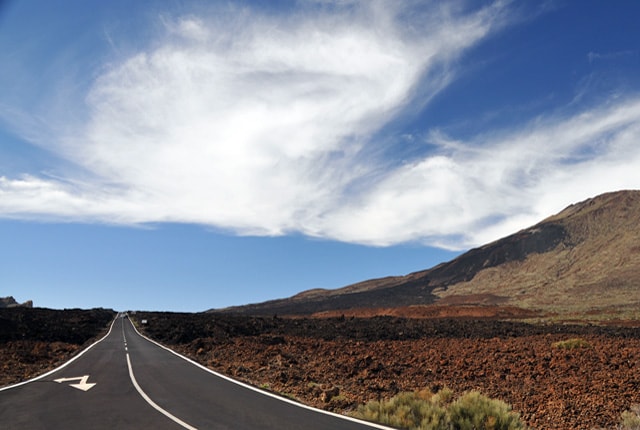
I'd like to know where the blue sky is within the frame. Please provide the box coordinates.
[1,1,640,311]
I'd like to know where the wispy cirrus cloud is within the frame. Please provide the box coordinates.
[587,50,638,63]
[4,1,640,250]
[317,97,640,249]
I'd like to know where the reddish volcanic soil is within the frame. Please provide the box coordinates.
[0,307,115,387]
[0,340,82,386]
[3,307,639,429]
[310,302,541,319]
[134,312,640,430]
[170,335,640,429]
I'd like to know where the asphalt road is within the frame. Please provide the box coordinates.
[0,315,392,429]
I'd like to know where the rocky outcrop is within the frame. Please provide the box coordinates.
[0,307,115,343]
[0,297,33,309]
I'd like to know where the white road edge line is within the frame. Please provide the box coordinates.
[0,314,119,392]
[128,318,396,430]
[126,352,197,430]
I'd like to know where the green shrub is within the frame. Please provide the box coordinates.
[621,405,640,430]
[352,388,525,430]
[447,391,524,430]
[552,338,591,349]
[353,390,447,429]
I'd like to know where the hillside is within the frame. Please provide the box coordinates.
[216,190,640,321]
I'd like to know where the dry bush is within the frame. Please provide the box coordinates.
[551,338,592,349]
[621,405,640,430]
[353,388,525,430]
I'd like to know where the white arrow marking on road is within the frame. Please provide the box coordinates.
[54,375,96,391]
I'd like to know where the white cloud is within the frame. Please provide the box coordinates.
[11,2,640,251]
[0,1,505,236]
[318,98,640,249]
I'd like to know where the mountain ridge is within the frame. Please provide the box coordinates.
[215,190,640,321]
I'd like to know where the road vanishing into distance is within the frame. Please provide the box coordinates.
[0,315,392,429]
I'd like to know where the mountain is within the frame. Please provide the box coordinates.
[0,296,33,308]
[215,190,640,322]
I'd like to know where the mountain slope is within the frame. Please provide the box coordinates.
[216,190,640,321]
[436,190,640,320]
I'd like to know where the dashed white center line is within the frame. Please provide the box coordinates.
[122,319,196,429]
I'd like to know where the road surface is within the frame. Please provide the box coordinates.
[0,315,392,429]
